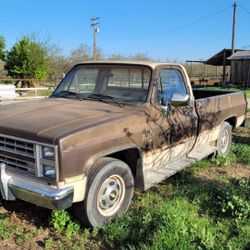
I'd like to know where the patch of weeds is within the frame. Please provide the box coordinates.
[217,178,250,222]
[70,229,89,249]
[191,159,213,169]
[210,153,236,166]
[50,210,81,240]
[174,172,249,221]
[0,215,11,240]
[101,174,250,250]
[190,153,236,172]
[15,226,42,245]
[0,214,19,240]
[191,143,249,170]
[173,175,221,214]
[133,192,163,210]
[231,143,250,165]
[65,220,80,240]
[103,197,218,250]
[44,237,53,249]
[50,210,71,233]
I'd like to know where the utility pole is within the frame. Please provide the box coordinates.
[90,17,100,60]
[231,0,237,54]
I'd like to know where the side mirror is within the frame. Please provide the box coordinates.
[170,93,190,106]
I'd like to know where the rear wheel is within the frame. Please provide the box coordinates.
[73,157,134,227]
[217,122,232,157]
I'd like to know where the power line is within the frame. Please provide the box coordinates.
[240,44,250,49]
[239,5,250,15]
[99,5,232,41]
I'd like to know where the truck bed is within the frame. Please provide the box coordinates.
[193,89,247,139]
[193,89,238,99]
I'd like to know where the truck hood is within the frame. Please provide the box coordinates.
[0,98,143,144]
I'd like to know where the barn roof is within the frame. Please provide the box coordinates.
[205,48,243,66]
[228,50,250,60]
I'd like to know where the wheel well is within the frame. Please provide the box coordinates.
[224,117,237,129]
[107,148,141,178]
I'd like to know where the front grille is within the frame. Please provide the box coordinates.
[0,134,36,177]
[0,153,35,175]
[0,135,34,158]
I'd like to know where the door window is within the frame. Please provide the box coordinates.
[159,69,187,105]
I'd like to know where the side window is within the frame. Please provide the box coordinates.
[159,69,187,105]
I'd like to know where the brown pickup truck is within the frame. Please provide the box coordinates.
[0,61,247,227]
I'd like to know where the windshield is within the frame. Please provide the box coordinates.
[52,64,151,103]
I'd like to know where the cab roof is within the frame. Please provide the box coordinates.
[75,60,181,70]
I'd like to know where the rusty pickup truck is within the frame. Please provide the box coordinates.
[0,61,247,227]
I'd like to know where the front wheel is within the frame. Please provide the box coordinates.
[73,157,134,227]
[216,122,232,157]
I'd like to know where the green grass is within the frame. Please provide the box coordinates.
[99,144,250,250]
[0,143,250,249]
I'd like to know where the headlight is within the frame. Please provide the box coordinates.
[42,165,56,180]
[42,146,55,160]
[36,144,57,182]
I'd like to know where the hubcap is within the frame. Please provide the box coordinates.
[220,129,230,154]
[97,175,125,216]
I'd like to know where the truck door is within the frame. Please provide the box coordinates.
[143,66,198,174]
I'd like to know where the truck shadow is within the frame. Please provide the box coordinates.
[0,198,52,228]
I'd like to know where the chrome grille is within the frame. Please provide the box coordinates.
[0,135,34,158]
[0,153,35,175]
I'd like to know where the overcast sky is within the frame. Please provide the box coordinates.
[1,0,250,61]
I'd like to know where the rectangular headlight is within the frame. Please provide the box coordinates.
[35,144,58,182]
[42,164,56,181]
[41,146,55,160]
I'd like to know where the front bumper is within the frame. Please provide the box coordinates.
[0,163,74,210]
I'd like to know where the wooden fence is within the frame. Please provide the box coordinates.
[0,86,54,101]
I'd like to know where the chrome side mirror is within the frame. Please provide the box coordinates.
[170,93,190,106]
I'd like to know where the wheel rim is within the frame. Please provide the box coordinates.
[97,175,125,217]
[220,129,230,154]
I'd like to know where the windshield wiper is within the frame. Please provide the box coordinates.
[87,93,124,108]
[53,90,81,99]
[87,93,114,99]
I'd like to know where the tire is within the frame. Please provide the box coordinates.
[73,157,134,227]
[216,122,232,157]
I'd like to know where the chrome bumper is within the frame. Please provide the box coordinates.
[0,163,74,210]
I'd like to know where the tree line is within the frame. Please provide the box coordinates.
[0,34,224,86]
[0,34,151,83]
